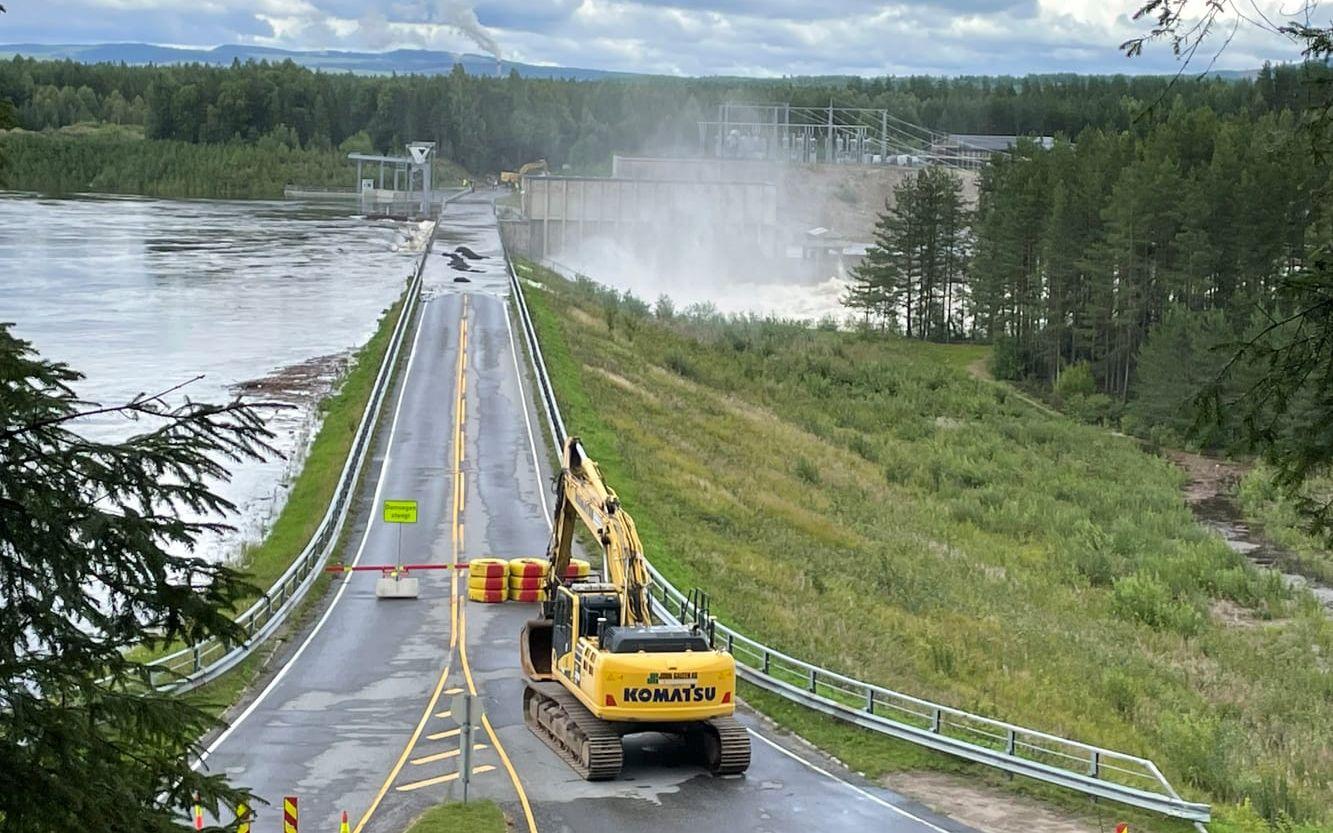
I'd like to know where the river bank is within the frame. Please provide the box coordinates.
[1,192,426,564]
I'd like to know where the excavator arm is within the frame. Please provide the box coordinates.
[545,437,651,624]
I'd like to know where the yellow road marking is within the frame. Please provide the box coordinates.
[350,307,472,833]
[350,661,454,830]
[445,687,464,695]
[460,592,539,833]
[426,728,461,741]
[434,710,452,720]
[450,304,539,833]
[410,744,489,766]
[395,765,495,793]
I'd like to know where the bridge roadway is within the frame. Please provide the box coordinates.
[199,192,973,833]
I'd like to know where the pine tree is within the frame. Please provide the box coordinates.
[0,324,278,831]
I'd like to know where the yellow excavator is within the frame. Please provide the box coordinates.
[520,437,751,780]
[499,158,548,188]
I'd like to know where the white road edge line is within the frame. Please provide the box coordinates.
[194,293,432,770]
[504,302,551,522]
[749,731,953,833]
[504,286,954,833]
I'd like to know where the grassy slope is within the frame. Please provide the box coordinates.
[402,801,506,833]
[520,262,1333,831]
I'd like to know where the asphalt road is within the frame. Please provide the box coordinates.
[199,193,974,833]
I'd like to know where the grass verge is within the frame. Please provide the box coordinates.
[520,260,1333,832]
[403,801,506,833]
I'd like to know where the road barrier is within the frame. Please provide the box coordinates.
[501,243,1211,826]
[283,796,299,833]
[143,209,448,693]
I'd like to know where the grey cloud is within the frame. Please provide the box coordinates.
[0,0,1298,77]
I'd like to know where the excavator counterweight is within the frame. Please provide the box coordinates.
[519,436,751,780]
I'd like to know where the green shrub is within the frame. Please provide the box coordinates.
[1054,362,1096,399]
[1111,572,1205,637]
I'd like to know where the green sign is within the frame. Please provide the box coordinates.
[383,500,418,524]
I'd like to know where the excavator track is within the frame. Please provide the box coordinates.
[524,682,623,780]
[702,715,752,775]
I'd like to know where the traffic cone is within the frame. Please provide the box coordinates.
[192,792,203,831]
[340,810,350,833]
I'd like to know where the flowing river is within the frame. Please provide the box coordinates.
[1,193,430,564]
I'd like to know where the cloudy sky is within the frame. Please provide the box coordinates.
[0,0,1313,76]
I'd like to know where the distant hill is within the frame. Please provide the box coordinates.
[0,42,631,81]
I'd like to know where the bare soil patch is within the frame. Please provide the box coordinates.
[883,771,1122,833]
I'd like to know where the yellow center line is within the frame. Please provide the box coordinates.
[351,305,470,833]
[460,588,539,833]
[451,303,539,833]
[396,765,496,793]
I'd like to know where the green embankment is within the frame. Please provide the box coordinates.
[519,262,1333,832]
[0,125,468,199]
[402,801,506,833]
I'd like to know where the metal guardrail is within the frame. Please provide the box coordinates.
[144,216,443,694]
[502,248,1211,825]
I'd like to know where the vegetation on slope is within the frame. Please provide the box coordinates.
[2,54,1329,176]
[521,261,1333,829]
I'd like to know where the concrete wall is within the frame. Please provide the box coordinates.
[520,175,779,260]
[610,155,979,246]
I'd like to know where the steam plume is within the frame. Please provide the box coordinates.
[428,0,502,61]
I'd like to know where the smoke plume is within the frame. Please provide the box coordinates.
[427,0,502,60]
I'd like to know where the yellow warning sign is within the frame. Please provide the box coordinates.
[383,500,418,524]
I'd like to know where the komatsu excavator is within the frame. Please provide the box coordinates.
[520,437,751,780]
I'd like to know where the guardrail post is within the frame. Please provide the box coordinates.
[1005,728,1016,756]
[808,668,818,693]
[864,689,875,713]
[761,650,771,674]
[930,708,942,733]
[192,644,202,673]
[726,633,734,654]
[1089,750,1101,778]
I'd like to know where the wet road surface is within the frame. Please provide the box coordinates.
[199,194,973,833]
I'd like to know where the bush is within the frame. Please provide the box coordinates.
[1111,572,1205,636]
[1054,362,1096,399]
[1063,392,1115,425]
